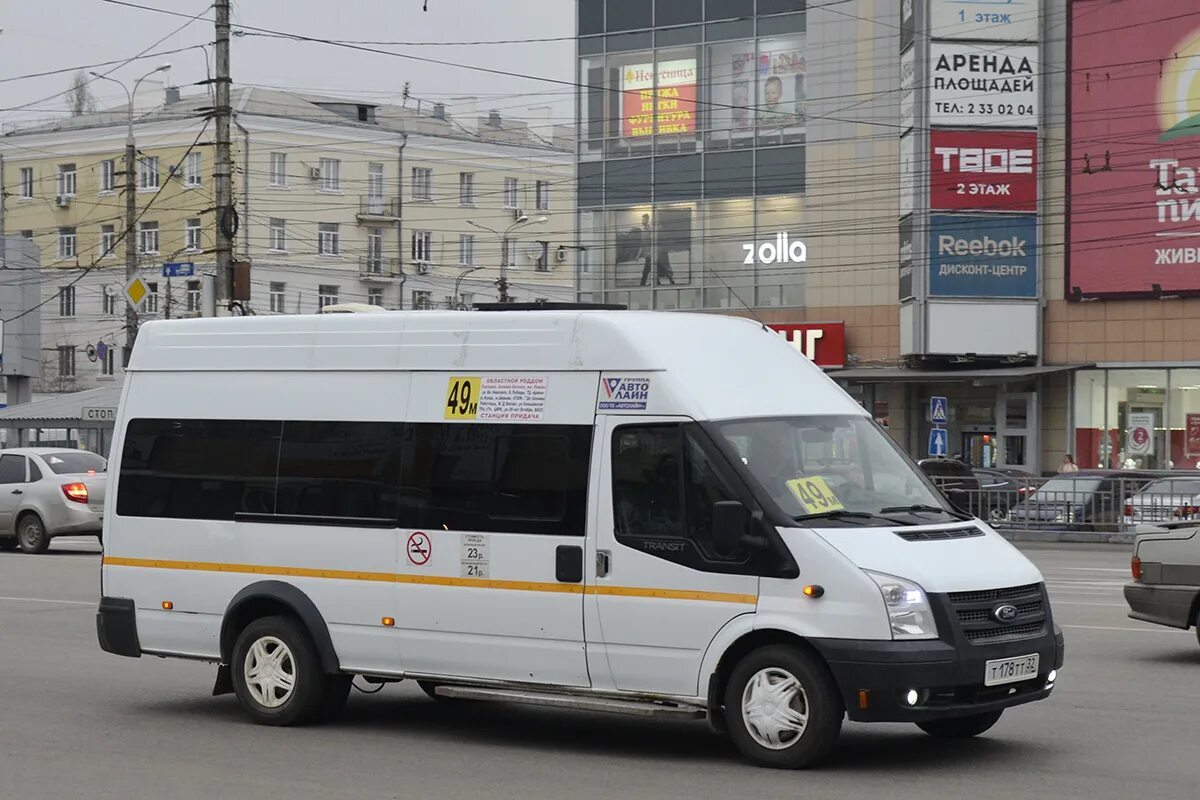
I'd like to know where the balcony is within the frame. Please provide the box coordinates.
[357,196,402,221]
[359,256,403,280]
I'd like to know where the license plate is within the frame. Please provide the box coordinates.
[984,654,1040,687]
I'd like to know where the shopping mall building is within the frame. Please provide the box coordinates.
[574,0,1200,475]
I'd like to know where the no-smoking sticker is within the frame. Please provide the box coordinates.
[407,532,432,566]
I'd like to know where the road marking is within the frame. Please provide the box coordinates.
[1049,567,1130,573]
[1052,600,1128,607]
[0,595,93,607]
[1062,623,1189,634]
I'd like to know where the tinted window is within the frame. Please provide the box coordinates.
[579,0,604,35]
[606,157,654,205]
[758,1,806,18]
[0,455,26,484]
[756,146,806,194]
[706,0,753,21]
[29,461,43,482]
[704,150,753,198]
[118,419,282,520]
[654,154,702,201]
[606,0,652,31]
[656,0,700,26]
[579,162,604,207]
[275,421,405,520]
[399,423,592,535]
[42,452,107,475]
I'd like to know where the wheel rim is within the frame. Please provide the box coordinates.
[19,520,42,549]
[741,667,809,750]
[243,635,297,709]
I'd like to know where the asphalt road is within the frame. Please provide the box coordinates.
[1,538,1197,799]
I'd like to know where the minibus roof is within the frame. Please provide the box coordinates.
[131,311,865,420]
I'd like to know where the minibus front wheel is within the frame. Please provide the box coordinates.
[724,644,843,769]
[231,615,348,726]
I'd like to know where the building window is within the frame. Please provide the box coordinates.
[21,230,33,241]
[100,159,116,193]
[503,177,519,208]
[57,164,77,197]
[412,167,432,200]
[139,156,159,190]
[19,167,34,199]
[502,237,517,268]
[100,225,117,258]
[269,282,286,313]
[184,218,202,252]
[318,284,339,310]
[269,218,286,251]
[58,286,76,317]
[367,287,384,307]
[368,162,385,201]
[319,158,341,191]
[138,221,159,254]
[58,228,77,260]
[459,172,476,205]
[184,152,203,187]
[103,288,119,315]
[536,180,550,210]
[58,346,76,378]
[459,234,475,266]
[411,289,433,310]
[270,152,287,186]
[367,227,384,271]
[186,280,202,313]
[317,223,340,255]
[145,282,159,314]
[101,346,115,377]
[411,230,432,263]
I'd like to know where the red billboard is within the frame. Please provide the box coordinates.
[1070,2,1200,296]
[621,59,697,138]
[768,322,846,369]
[930,130,1037,212]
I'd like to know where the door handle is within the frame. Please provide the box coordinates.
[596,550,611,578]
[555,545,583,584]
[11,490,21,495]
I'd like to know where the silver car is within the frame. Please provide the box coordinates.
[0,448,107,554]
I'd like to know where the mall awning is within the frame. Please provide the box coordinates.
[0,386,122,425]
[827,363,1095,383]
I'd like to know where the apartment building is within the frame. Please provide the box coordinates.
[1,87,575,391]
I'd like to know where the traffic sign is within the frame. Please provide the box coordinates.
[407,531,432,566]
[928,428,949,457]
[162,261,195,278]
[930,396,948,424]
[124,277,150,309]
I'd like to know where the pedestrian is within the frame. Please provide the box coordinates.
[1059,454,1079,473]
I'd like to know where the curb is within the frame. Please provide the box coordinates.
[995,528,1134,546]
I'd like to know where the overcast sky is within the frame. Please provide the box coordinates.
[1,0,576,129]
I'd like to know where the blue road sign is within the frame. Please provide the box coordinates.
[928,427,948,457]
[162,261,195,278]
[930,396,948,424]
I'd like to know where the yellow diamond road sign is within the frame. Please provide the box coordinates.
[124,277,149,308]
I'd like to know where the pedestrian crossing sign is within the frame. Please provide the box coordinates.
[930,396,948,424]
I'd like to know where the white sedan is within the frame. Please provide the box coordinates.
[0,448,107,554]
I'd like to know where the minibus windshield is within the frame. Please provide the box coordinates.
[715,415,959,526]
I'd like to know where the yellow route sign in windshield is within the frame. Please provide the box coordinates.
[786,476,845,514]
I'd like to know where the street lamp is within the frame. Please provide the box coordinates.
[467,213,548,303]
[454,266,484,309]
[88,63,171,367]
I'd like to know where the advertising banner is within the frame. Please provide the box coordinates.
[928,214,1038,297]
[1069,2,1200,295]
[900,132,917,218]
[900,216,915,300]
[930,129,1037,212]
[929,43,1038,127]
[901,0,915,52]
[1127,412,1156,457]
[767,322,847,368]
[1187,413,1200,457]
[621,59,697,138]
[900,46,916,134]
[930,0,1040,42]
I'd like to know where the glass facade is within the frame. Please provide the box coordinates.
[1073,369,1200,470]
[577,1,808,310]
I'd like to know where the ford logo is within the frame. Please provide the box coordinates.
[992,604,1019,624]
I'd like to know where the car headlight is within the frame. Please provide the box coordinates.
[864,570,939,641]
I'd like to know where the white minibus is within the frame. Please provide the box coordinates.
[97,310,1063,769]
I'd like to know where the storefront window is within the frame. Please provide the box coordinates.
[1073,369,1170,470]
[755,194,805,307]
[1169,369,1200,470]
[707,40,758,149]
[578,210,605,295]
[703,198,755,308]
[755,36,807,146]
[580,54,607,161]
[653,46,701,152]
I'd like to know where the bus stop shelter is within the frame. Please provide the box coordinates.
[0,386,122,456]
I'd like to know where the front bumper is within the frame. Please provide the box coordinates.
[1124,582,1198,629]
[96,596,141,658]
[811,628,1064,723]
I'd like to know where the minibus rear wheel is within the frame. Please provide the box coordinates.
[724,644,843,769]
[231,615,330,726]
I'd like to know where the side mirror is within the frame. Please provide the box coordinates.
[712,501,748,557]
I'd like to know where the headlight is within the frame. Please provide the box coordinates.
[864,570,939,640]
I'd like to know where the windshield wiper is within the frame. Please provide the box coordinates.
[880,504,972,521]
[793,510,907,526]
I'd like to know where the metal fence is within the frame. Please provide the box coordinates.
[927,473,1200,533]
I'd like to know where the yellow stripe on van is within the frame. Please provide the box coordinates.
[102,556,757,605]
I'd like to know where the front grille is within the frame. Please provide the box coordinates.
[945,583,1047,644]
[894,526,985,542]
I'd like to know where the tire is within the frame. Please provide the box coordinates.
[16,514,50,554]
[917,710,1003,739]
[723,644,843,769]
[231,615,329,726]
[0,537,18,551]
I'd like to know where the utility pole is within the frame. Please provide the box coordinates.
[123,133,137,366]
[213,0,234,309]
